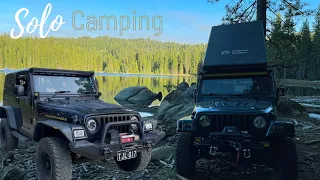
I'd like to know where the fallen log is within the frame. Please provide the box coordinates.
[305,139,320,145]
[306,108,320,114]
[151,146,176,161]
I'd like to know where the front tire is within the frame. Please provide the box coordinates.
[36,137,72,180]
[0,118,18,152]
[271,138,298,180]
[115,148,152,172]
[175,132,197,178]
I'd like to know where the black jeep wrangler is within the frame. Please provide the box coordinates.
[175,21,297,179]
[0,68,165,179]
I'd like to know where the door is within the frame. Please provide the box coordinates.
[15,73,33,129]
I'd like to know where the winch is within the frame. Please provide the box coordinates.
[119,133,140,143]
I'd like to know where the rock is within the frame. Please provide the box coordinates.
[0,165,26,180]
[128,89,162,104]
[151,146,176,161]
[157,82,195,121]
[176,82,189,90]
[277,97,306,117]
[115,86,162,107]
[157,100,175,120]
[114,86,147,100]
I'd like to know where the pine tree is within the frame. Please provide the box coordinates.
[299,20,312,79]
[312,5,320,79]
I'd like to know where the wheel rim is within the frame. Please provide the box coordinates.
[41,152,52,176]
[0,127,6,147]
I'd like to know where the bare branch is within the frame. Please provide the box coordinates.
[281,0,307,16]
[244,1,257,21]
[229,0,244,17]
[267,7,286,24]
[236,2,256,23]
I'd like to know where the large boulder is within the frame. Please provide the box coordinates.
[114,86,162,107]
[157,82,196,122]
[128,89,162,103]
[114,86,147,100]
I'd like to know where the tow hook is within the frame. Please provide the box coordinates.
[243,149,251,159]
[210,146,218,156]
[103,148,112,160]
[230,142,242,151]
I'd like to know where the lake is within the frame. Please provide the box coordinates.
[0,73,196,106]
[1,72,320,106]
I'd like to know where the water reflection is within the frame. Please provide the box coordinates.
[1,72,320,106]
[0,73,196,106]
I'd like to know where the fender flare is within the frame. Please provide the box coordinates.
[0,106,23,130]
[266,121,295,138]
[33,120,86,142]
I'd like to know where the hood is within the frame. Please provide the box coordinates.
[195,99,274,114]
[37,99,137,122]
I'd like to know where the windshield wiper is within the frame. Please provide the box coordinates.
[203,93,229,101]
[81,91,96,94]
[45,91,71,101]
[227,93,259,100]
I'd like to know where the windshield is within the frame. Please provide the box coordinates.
[33,75,96,94]
[200,76,270,96]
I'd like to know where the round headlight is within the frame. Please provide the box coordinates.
[130,124,139,132]
[86,119,98,133]
[199,115,210,127]
[130,116,139,133]
[131,116,138,121]
[253,116,266,129]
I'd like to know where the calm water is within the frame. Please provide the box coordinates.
[0,73,196,106]
[0,72,319,106]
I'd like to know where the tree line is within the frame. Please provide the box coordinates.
[0,5,319,80]
[267,5,320,80]
[0,35,206,76]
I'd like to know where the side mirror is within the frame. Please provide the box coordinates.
[97,92,102,98]
[277,87,285,96]
[15,85,25,96]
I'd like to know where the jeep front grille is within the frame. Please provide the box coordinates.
[208,114,255,132]
[98,115,131,133]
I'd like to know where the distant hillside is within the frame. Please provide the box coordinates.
[0,35,207,75]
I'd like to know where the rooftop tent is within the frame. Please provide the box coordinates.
[202,21,267,72]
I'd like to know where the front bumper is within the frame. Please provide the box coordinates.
[195,126,271,164]
[69,120,165,160]
[177,119,295,138]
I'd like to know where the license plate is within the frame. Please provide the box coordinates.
[117,149,137,161]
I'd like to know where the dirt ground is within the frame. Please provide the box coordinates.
[0,115,319,180]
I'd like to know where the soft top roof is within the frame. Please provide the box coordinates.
[202,21,267,71]
[5,67,94,76]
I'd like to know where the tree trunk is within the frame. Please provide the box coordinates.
[256,0,267,36]
[283,67,287,79]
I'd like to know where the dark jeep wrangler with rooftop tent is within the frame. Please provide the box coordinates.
[175,21,297,180]
[0,68,165,180]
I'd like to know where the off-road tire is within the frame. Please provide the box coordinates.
[36,137,72,180]
[175,132,197,178]
[115,148,152,172]
[271,138,298,180]
[0,118,18,152]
